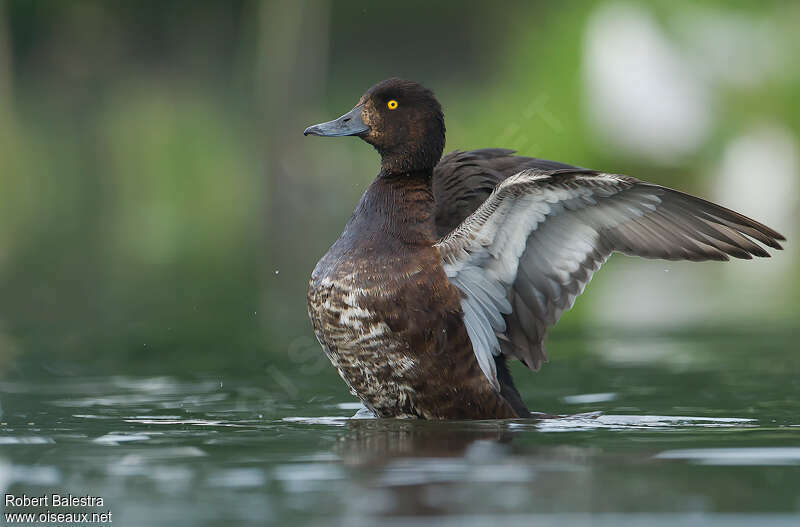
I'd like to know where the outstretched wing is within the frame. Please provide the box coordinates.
[435,169,785,390]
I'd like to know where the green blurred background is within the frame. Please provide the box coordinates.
[0,0,797,379]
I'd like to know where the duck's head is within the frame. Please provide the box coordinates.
[304,78,445,174]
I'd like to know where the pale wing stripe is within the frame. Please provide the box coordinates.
[459,292,499,391]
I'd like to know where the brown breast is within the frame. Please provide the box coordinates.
[307,173,519,419]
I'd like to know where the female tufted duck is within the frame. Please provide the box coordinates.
[303,78,784,419]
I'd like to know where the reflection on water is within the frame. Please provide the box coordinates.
[334,419,514,466]
[1,333,800,526]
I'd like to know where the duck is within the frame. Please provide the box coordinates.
[303,78,785,420]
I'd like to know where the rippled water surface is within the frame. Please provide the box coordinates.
[1,332,799,526]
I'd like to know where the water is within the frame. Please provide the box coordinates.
[1,331,799,526]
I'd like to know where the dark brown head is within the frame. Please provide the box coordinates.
[304,78,445,175]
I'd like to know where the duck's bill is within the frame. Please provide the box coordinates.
[303,105,369,137]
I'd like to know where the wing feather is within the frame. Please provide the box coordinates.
[436,169,785,388]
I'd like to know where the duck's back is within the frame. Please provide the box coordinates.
[433,148,578,236]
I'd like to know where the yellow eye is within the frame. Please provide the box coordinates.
[387,100,398,110]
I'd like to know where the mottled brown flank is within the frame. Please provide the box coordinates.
[308,173,518,419]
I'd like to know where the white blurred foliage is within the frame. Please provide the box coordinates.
[714,124,798,285]
[584,3,797,327]
[584,2,787,163]
[589,259,714,328]
[589,126,798,327]
[675,7,787,88]
[584,3,711,163]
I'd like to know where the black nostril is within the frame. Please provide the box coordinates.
[342,117,350,123]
